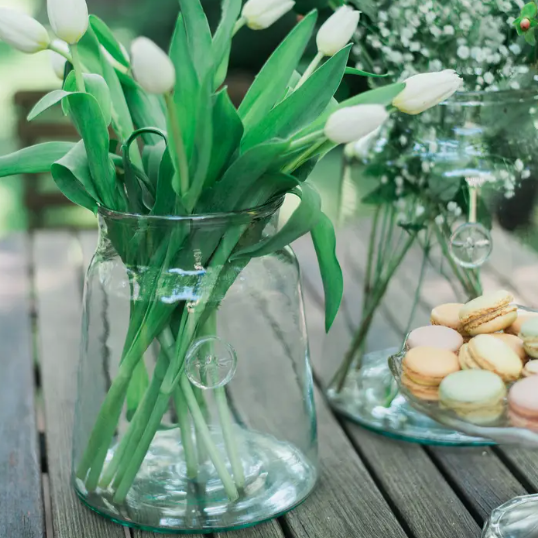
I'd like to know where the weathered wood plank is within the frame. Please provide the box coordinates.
[215,521,285,538]
[283,385,409,538]
[0,234,44,538]
[33,231,126,538]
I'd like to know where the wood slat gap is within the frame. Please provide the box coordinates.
[321,404,418,538]
[491,447,537,494]
[424,447,485,527]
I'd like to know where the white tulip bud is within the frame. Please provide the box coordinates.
[49,39,69,79]
[317,6,360,57]
[0,8,50,54]
[242,0,296,30]
[131,37,176,94]
[393,70,463,115]
[325,104,389,145]
[47,0,89,44]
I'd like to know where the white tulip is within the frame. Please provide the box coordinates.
[325,104,389,145]
[317,6,360,57]
[49,40,69,79]
[242,0,296,30]
[393,70,463,115]
[0,8,50,54]
[131,37,176,94]
[47,0,89,44]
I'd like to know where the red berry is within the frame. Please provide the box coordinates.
[521,18,531,31]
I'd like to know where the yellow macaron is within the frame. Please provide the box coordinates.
[491,333,527,364]
[459,290,517,336]
[467,334,523,382]
[458,343,480,370]
[430,303,468,337]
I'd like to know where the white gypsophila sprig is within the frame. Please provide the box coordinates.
[352,0,528,91]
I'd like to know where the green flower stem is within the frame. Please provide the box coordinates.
[164,92,190,197]
[69,44,86,93]
[332,233,417,392]
[172,387,199,479]
[282,139,325,174]
[363,207,381,305]
[288,131,324,152]
[295,51,324,90]
[75,332,151,482]
[233,16,246,35]
[99,348,170,490]
[48,42,72,62]
[404,231,431,336]
[110,226,248,500]
[205,312,245,489]
[469,186,478,223]
[113,391,174,503]
[180,375,239,500]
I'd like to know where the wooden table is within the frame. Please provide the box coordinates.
[2,226,537,538]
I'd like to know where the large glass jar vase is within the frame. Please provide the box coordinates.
[72,201,318,533]
[326,88,538,445]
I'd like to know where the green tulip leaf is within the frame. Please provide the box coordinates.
[311,211,343,332]
[199,139,290,213]
[51,141,100,212]
[231,181,322,259]
[0,142,76,177]
[170,14,200,161]
[63,72,113,126]
[178,0,213,80]
[239,11,318,131]
[525,28,537,45]
[65,92,117,209]
[239,172,299,210]
[242,44,352,151]
[205,88,244,188]
[27,89,68,121]
[90,15,130,68]
[152,147,177,215]
[344,66,390,78]
[212,0,242,86]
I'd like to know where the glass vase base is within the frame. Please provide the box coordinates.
[75,428,317,533]
[327,348,494,446]
[482,495,538,537]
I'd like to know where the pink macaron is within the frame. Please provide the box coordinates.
[508,376,538,431]
[407,325,464,353]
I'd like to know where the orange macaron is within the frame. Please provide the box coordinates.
[402,346,460,400]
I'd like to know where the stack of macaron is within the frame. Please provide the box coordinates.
[400,289,538,428]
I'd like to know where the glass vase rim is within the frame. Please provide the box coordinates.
[443,87,538,106]
[97,196,285,223]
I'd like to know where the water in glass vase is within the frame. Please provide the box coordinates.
[72,204,318,533]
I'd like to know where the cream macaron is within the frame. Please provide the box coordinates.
[491,333,527,364]
[519,317,538,359]
[467,334,523,382]
[407,325,463,353]
[440,369,506,424]
[459,290,517,336]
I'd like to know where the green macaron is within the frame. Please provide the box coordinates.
[439,369,506,425]
[520,317,538,359]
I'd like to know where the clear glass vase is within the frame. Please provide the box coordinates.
[72,201,318,533]
[326,88,538,445]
